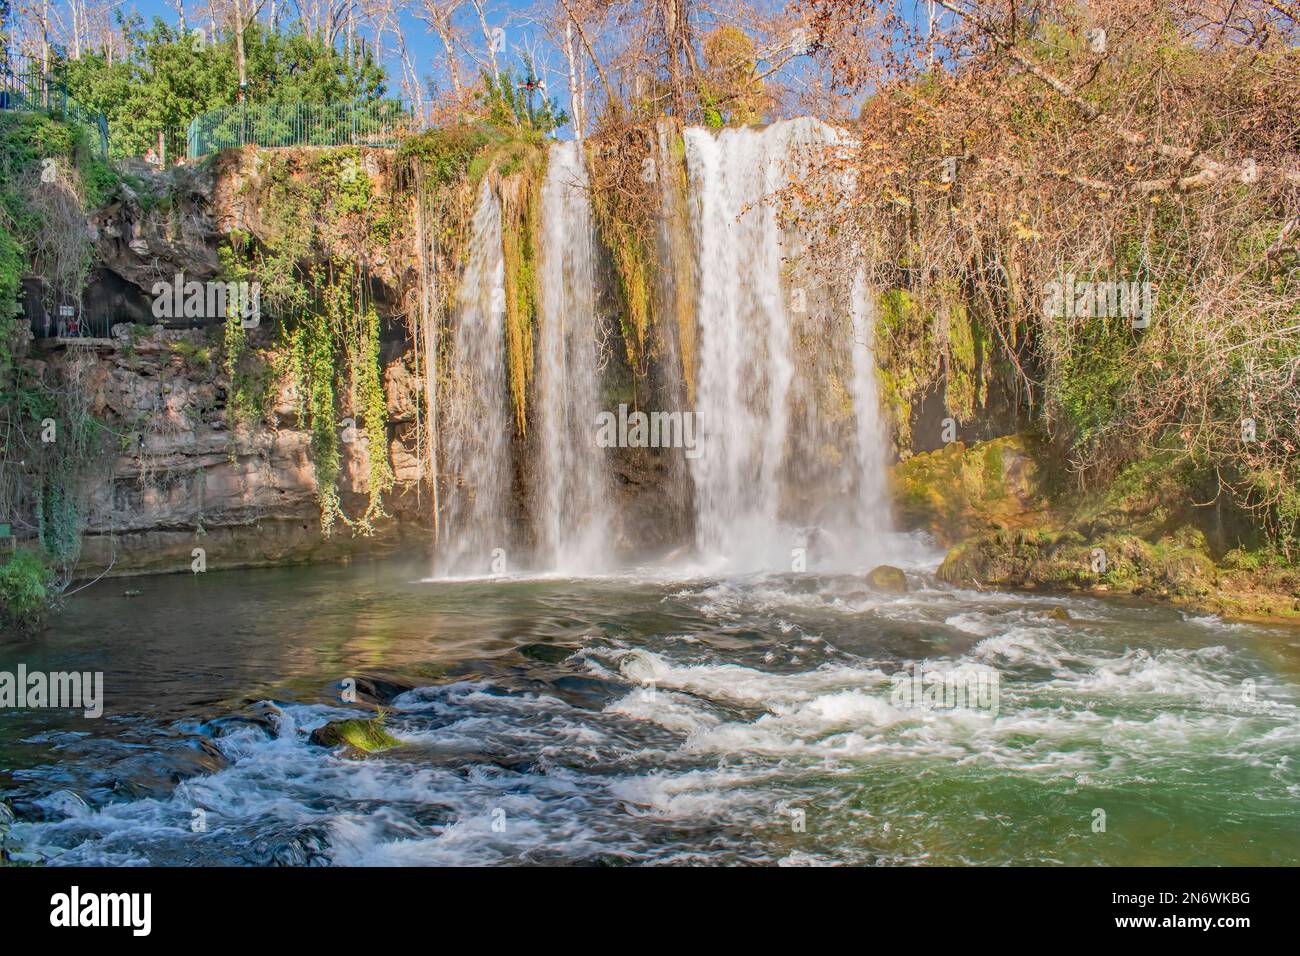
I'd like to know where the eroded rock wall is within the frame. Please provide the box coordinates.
[47,323,427,577]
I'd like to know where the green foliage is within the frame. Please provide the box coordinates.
[398,124,492,187]
[58,18,389,160]
[78,156,120,209]
[347,297,394,531]
[219,147,402,533]
[0,551,51,635]
[334,152,372,216]
[0,111,112,340]
[595,205,653,374]
[287,284,344,533]
[499,150,547,434]
[873,289,937,452]
[218,241,275,429]
[38,480,82,562]
[167,339,210,366]
[221,310,276,429]
[479,65,568,135]
[274,264,393,534]
[586,126,658,375]
[0,114,110,579]
[0,225,21,330]
[698,26,766,126]
[944,301,989,422]
[1048,318,1133,449]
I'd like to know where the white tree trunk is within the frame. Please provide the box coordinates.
[563,21,583,139]
[471,0,501,83]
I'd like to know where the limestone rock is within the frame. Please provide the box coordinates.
[866,564,908,593]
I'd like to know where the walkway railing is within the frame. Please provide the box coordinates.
[0,54,109,159]
[186,99,410,158]
[29,304,115,342]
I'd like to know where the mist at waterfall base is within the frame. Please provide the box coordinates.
[434,119,898,579]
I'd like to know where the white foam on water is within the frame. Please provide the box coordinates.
[9,573,1299,866]
[613,647,891,709]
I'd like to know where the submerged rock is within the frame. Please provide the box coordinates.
[518,643,578,664]
[18,789,92,823]
[349,675,420,705]
[244,824,333,867]
[866,565,908,593]
[308,714,400,753]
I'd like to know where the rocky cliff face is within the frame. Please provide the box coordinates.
[21,138,999,580]
[43,323,422,577]
[13,151,423,577]
[30,145,685,578]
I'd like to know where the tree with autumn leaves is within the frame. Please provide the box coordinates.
[792,0,1300,554]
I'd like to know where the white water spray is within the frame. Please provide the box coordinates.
[850,266,891,544]
[533,142,614,571]
[684,119,891,571]
[439,179,513,574]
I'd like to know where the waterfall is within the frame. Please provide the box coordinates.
[438,178,513,575]
[411,167,441,539]
[430,120,892,576]
[533,141,613,571]
[849,267,891,546]
[683,119,891,571]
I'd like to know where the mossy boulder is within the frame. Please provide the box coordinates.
[914,441,1299,620]
[890,434,1049,546]
[865,564,908,593]
[938,525,1232,609]
[308,714,400,753]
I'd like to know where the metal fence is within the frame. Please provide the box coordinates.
[0,54,109,159]
[137,126,190,167]
[29,304,115,341]
[186,99,410,158]
[29,304,216,341]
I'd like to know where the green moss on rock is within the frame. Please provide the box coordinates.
[890,434,1048,545]
[865,564,908,593]
[308,713,400,753]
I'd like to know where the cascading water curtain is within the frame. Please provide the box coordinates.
[533,141,615,572]
[437,179,514,576]
[684,118,892,572]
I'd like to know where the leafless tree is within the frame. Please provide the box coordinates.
[415,0,466,98]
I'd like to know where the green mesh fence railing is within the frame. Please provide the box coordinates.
[0,55,109,159]
[186,99,410,158]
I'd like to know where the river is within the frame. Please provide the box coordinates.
[3,544,1298,866]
